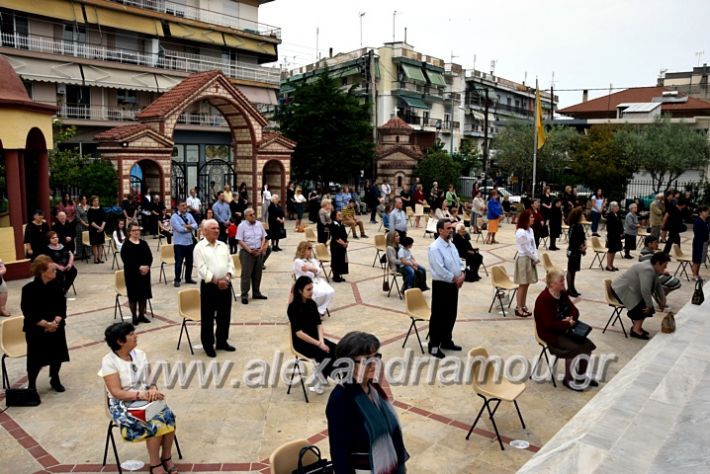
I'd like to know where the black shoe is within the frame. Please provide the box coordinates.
[562,380,585,392]
[361,234,369,238]
[204,347,217,358]
[440,342,462,351]
[549,246,559,251]
[568,290,581,297]
[629,329,650,340]
[641,328,649,336]
[428,346,445,359]
[333,276,345,282]
[174,281,181,288]
[605,267,615,272]
[184,280,197,284]
[132,316,139,325]
[242,298,249,305]
[216,343,236,352]
[253,294,268,300]
[50,379,66,393]
[137,316,151,324]
[623,255,634,260]
[352,235,360,239]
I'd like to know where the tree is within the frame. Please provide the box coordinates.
[618,117,710,193]
[415,142,461,191]
[276,71,374,184]
[451,139,481,177]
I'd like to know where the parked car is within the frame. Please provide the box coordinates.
[496,187,521,203]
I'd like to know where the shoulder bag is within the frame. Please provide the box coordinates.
[292,445,333,474]
[692,278,704,305]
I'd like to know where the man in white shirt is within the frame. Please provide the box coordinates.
[389,197,408,239]
[193,219,236,357]
[186,187,202,223]
[237,208,269,304]
[380,178,392,204]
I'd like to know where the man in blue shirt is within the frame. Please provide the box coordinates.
[212,191,231,243]
[333,187,346,212]
[170,200,198,287]
[427,219,465,358]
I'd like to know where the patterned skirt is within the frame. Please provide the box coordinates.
[108,398,176,442]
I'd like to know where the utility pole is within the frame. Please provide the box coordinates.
[359,12,366,48]
[482,86,490,192]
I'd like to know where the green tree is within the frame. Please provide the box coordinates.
[451,139,481,177]
[415,142,462,191]
[276,71,374,183]
[618,117,710,193]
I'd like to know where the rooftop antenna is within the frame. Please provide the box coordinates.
[490,59,496,76]
[316,27,320,61]
[359,12,366,48]
[695,51,705,67]
[392,10,399,43]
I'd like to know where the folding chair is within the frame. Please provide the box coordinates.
[177,288,200,354]
[603,279,627,338]
[588,236,606,270]
[560,224,570,244]
[286,327,311,403]
[488,266,517,317]
[230,254,243,302]
[384,257,404,299]
[636,229,651,248]
[313,243,332,282]
[109,238,121,270]
[465,347,527,450]
[539,235,549,250]
[269,439,318,474]
[114,270,153,321]
[81,231,92,263]
[372,233,387,267]
[403,288,430,353]
[304,226,318,244]
[672,244,692,281]
[530,324,558,387]
[0,317,27,389]
[158,244,175,285]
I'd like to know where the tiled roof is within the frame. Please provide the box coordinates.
[559,86,710,117]
[94,124,153,141]
[258,131,296,148]
[380,117,413,131]
[376,144,423,159]
[138,70,221,119]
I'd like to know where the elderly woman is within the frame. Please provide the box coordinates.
[434,198,452,221]
[471,189,486,234]
[87,195,106,264]
[0,259,9,316]
[330,210,349,282]
[413,183,427,228]
[318,198,333,244]
[326,331,409,473]
[268,194,286,252]
[120,222,153,325]
[99,322,177,474]
[23,209,50,261]
[288,276,337,394]
[534,268,597,392]
[385,230,403,282]
[293,241,335,316]
[514,210,539,317]
[691,206,710,280]
[44,231,78,295]
[21,255,69,393]
[453,223,483,281]
[531,199,546,249]
[624,203,640,259]
[566,207,587,297]
[605,201,623,271]
[75,196,89,260]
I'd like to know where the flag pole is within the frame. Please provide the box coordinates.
[532,79,538,199]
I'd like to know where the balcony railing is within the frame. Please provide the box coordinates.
[399,114,422,126]
[392,81,424,94]
[0,32,281,85]
[177,112,227,127]
[107,0,281,38]
[57,105,228,127]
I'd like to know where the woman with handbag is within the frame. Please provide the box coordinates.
[99,322,178,474]
[534,268,597,392]
[293,241,335,316]
[268,194,286,252]
[326,331,409,473]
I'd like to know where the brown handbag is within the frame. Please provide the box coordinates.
[661,312,676,334]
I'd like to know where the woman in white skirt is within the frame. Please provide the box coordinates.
[293,241,335,316]
[514,209,539,317]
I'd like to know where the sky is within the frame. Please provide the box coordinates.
[260,0,710,108]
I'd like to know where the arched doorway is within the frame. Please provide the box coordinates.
[132,159,163,203]
[263,159,285,206]
[197,158,236,208]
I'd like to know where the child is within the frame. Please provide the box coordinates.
[397,236,428,291]
[227,217,237,254]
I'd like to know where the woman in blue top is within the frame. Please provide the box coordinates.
[691,206,709,280]
[590,188,606,236]
[485,189,504,244]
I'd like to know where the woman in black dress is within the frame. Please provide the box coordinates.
[23,209,50,261]
[44,231,78,295]
[87,195,106,263]
[120,222,153,325]
[329,210,349,282]
[548,199,563,250]
[21,255,69,393]
[268,194,286,252]
[288,276,337,394]
[566,207,587,297]
[604,202,623,272]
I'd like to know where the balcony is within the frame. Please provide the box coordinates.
[0,31,281,85]
[107,0,281,39]
[57,105,228,127]
[392,81,424,94]
[177,112,228,127]
[399,114,422,126]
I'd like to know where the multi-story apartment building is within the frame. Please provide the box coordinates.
[657,64,710,101]
[0,0,281,201]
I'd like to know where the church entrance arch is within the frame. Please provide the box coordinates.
[197,158,236,207]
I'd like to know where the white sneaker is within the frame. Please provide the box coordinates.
[308,384,325,395]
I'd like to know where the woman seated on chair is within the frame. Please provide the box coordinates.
[293,241,335,316]
[113,219,127,252]
[385,230,404,284]
[287,276,337,394]
[434,198,452,221]
[452,223,483,281]
[99,322,178,474]
[44,231,78,295]
[158,209,173,245]
[534,268,597,392]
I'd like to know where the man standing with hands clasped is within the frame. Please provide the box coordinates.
[170,200,198,287]
[427,219,465,358]
[193,219,236,357]
[237,208,269,304]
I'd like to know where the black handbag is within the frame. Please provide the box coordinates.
[5,388,41,407]
[567,320,592,342]
[292,445,333,474]
[692,278,704,305]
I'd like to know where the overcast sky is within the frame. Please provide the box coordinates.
[260,0,709,108]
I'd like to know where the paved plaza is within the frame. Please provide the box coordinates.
[0,220,704,473]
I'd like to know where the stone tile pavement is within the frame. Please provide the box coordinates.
[0,220,704,473]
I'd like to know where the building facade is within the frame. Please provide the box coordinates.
[658,64,710,101]
[0,0,282,205]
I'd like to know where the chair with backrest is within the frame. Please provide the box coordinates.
[230,254,243,301]
[588,236,606,270]
[603,279,627,337]
[114,270,153,321]
[177,288,201,354]
[560,223,570,243]
[372,233,387,267]
[403,288,430,353]
[636,229,651,248]
[672,244,692,281]
[158,244,175,285]
[286,326,311,403]
[465,347,527,450]
[81,230,92,263]
[0,316,27,389]
[530,324,558,387]
[384,252,404,299]
[304,226,318,244]
[313,243,332,282]
[541,252,555,274]
[108,236,121,270]
[488,266,518,317]
[269,439,319,474]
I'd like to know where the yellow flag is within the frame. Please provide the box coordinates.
[535,86,547,150]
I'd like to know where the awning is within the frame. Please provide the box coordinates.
[80,65,158,91]
[425,70,446,87]
[223,34,244,48]
[168,22,223,45]
[471,110,485,121]
[305,76,319,84]
[335,66,360,78]
[401,64,426,83]
[2,0,79,22]
[237,85,278,105]
[93,7,163,37]
[399,96,429,110]
[154,74,184,92]
[7,56,83,86]
[238,37,277,57]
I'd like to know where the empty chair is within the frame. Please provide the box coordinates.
[230,254,243,301]
[269,439,319,474]
[158,244,176,285]
[372,233,387,267]
[488,266,518,317]
[313,243,332,282]
[636,229,651,248]
[177,288,201,354]
[465,347,527,450]
[107,236,121,270]
[304,226,318,244]
[81,231,92,263]
[560,224,570,243]
[113,270,127,320]
[588,236,607,270]
[531,324,558,387]
[672,244,692,281]
[603,279,627,337]
[0,316,27,389]
[403,288,430,353]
